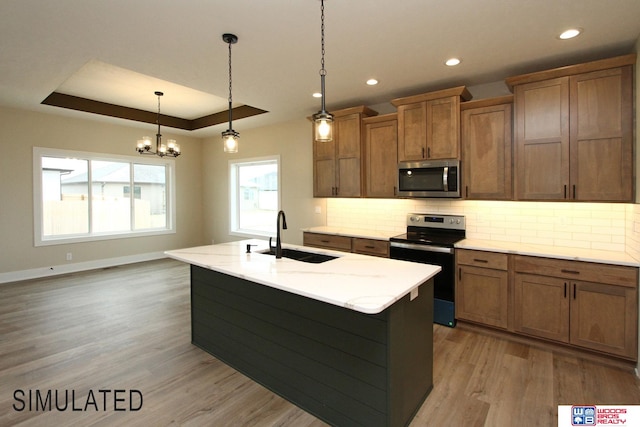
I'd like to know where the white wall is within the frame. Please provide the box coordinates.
[0,106,205,277]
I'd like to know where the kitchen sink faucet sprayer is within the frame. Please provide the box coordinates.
[275,210,287,259]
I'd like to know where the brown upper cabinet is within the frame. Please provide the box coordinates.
[363,113,398,198]
[461,96,513,200]
[506,54,636,202]
[313,106,377,197]
[392,86,472,161]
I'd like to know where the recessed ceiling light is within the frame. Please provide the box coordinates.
[366,78,378,86]
[312,92,322,98]
[559,28,582,39]
[445,58,461,67]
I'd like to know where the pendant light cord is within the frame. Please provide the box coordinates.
[319,0,327,112]
[320,0,326,77]
[228,40,233,125]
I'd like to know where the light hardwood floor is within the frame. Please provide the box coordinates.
[1,259,638,426]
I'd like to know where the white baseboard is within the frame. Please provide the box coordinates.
[0,252,167,284]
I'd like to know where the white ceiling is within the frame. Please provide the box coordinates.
[1,0,639,137]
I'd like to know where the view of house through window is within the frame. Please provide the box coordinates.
[229,156,279,237]
[35,148,174,245]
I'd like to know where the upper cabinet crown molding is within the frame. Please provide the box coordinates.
[390,86,472,107]
[505,54,637,91]
[460,94,514,110]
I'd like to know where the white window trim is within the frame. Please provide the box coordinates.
[33,147,176,246]
[228,155,281,239]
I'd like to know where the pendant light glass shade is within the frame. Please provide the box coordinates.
[313,110,333,142]
[222,129,239,153]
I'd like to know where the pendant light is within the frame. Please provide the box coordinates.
[312,0,333,142]
[222,33,239,153]
[136,91,180,157]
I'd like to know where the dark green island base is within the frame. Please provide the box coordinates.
[191,265,434,427]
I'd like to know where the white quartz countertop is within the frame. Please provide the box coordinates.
[456,239,640,267]
[165,239,441,314]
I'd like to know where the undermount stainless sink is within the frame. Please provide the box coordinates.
[259,248,337,264]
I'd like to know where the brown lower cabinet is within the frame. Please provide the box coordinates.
[303,232,389,258]
[513,255,638,360]
[456,250,509,329]
[456,249,638,361]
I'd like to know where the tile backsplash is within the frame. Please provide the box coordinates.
[326,198,639,258]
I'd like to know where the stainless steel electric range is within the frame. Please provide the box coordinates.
[389,213,466,327]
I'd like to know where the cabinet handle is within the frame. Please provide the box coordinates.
[422,147,426,158]
[564,282,567,298]
[473,258,489,263]
[458,267,461,281]
[393,186,397,196]
[427,147,431,158]
[573,283,576,299]
[564,185,567,199]
[573,185,576,199]
[561,269,580,275]
[321,239,330,243]
[365,245,376,249]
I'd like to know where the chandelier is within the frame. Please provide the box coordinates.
[312,0,333,142]
[136,91,181,158]
[222,33,239,153]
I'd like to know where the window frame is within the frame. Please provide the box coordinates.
[33,147,176,246]
[228,155,281,239]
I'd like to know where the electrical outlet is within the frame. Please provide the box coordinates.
[66,252,72,261]
[315,206,322,214]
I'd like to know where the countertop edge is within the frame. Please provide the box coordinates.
[455,239,640,267]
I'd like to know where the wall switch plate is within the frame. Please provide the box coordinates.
[314,206,322,214]
[66,252,72,261]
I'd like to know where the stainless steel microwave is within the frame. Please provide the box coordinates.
[397,159,461,198]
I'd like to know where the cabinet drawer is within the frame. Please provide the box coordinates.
[303,232,352,252]
[457,249,508,270]
[514,255,638,288]
[353,238,389,257]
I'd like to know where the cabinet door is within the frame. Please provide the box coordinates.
[457,265,509,329]
[514,273,569,342]
[426,96,460,159]
[313,137,336,197]
[569,66,633,201]
[514,77,570,200]
[461,103,512,199]
[570,281,637,359]
[364,117,398,197]
[397,102,426,161]
[335,113,362,197]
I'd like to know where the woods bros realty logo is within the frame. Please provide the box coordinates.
[558,405,640,426]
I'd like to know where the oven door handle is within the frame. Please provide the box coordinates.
[390,242,454,254]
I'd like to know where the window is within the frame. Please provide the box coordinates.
[229,156,280,237]
[34,147,175,246]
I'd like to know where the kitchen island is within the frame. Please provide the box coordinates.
[166,240,440,427]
